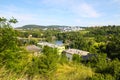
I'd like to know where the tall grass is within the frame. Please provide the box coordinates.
[0,63,94,80]
[52,63,94,80]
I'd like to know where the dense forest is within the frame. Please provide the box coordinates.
[0,17,120,80]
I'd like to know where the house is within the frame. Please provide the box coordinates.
[37,42,65,55]
[26,45,41,56]
[63,49,89,61]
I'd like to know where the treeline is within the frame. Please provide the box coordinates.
[55,26,120,79]
[86,26,120,59]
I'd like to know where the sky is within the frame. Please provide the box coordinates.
[0,0,120,27]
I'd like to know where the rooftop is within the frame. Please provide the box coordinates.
[26,45,41,52]
[37,42,63,48]
[64,49,89,56]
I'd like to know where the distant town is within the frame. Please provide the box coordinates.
[16,25,85,32]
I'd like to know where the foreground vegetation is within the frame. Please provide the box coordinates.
[0,17,120,80]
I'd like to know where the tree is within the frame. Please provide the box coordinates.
[0,17,18,53]
[88,73,115,80]
[72,54,81,63]
[28,46,59,78]
[0,17,19,67]
[59,52,68,64]
[106,35,120,59]
[0,17,30,74]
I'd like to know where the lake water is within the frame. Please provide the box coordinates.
[54,40,63,45]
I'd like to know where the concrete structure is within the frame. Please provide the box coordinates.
[63,49,89,60]
[37,42,65,55]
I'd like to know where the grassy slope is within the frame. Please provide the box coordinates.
[0,63,94,80]
[53,63,93,80]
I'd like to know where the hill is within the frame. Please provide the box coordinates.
[16,24,46,29]
[16,24,83,29]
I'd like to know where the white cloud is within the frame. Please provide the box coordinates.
[72,3,101,18]
[41,0,101,18]
[0,12,40,27]
[0,5,41,27]
[0,0,102,27]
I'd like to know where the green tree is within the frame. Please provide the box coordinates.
[72,54,81,63]
[109,59,120,80]
[0,17,18,53]
[106,35,120,59]
[0,17,29,74]
[28,46,59,79]
[88,73,115,80]
[59,52,68,64]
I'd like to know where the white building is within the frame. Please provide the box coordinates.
[63,49,89,60]
[37,42,65,55]
[59,26,84,32]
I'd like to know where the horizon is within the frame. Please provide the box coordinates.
[16,24,120,28]
[1,0,120,27]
